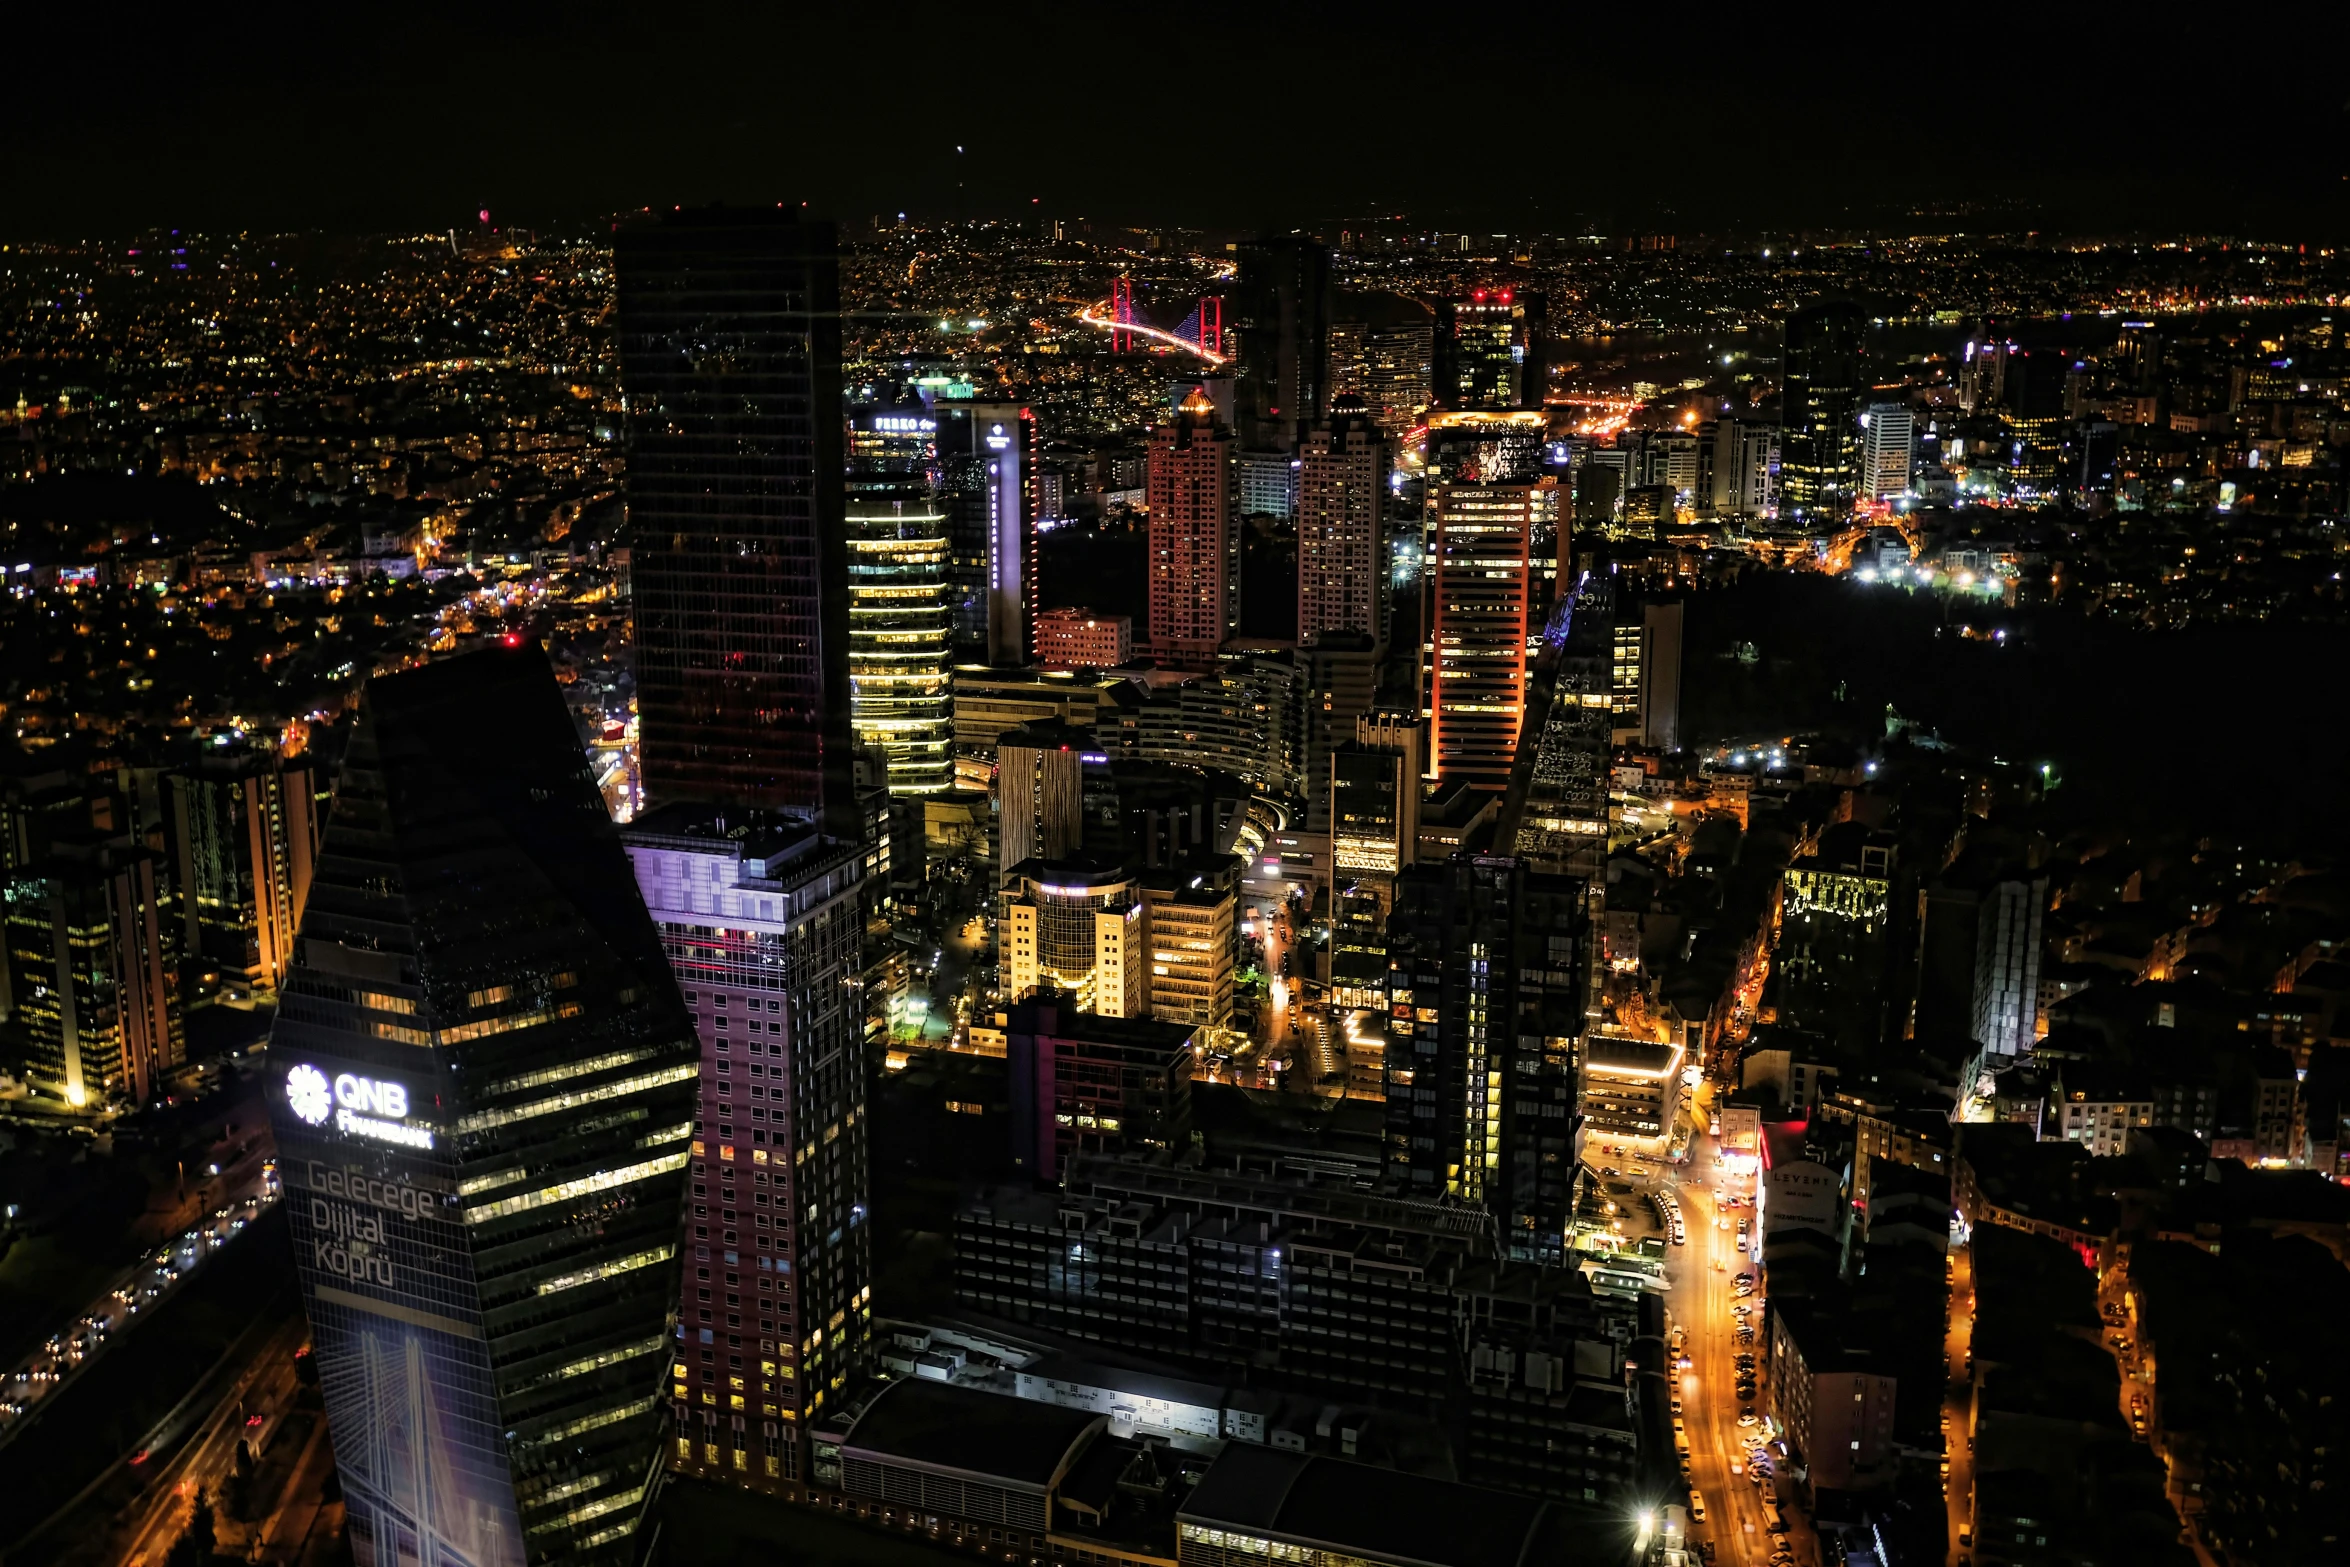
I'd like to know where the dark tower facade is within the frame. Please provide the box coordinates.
[264,646,700,1567]
[1384,856,1587,1265]
[616,210,853,831]
[1231,237,1332,450]
[1778,301,1864,526]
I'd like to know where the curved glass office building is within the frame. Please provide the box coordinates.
[845,493,953,794]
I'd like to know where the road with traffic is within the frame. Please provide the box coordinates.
[1660,1098,1821,1567]
[1,1141,280,1440]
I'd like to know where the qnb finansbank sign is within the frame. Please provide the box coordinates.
[285,1062,436,1150]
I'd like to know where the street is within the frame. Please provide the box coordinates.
[1661,1099,1820,1567]
[1,1141,280,1440]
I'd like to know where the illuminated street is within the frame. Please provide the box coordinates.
[1662,1103,1818,1567]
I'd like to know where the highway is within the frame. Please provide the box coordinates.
[1,1141,280,1441]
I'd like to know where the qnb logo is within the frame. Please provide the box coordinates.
[284,1064,432,1150]
[286,1064,333,1126]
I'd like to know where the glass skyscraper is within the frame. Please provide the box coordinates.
[265,645,699,1567]
[845,490,953,794]
[616,210,853,831]
[1779,301,1865,526]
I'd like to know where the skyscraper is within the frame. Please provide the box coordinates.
[5,837,178,1106]
[169,745,319,997]
[1329,290,1435,438]
[1231,237,1332,450]
[1860,402,1915,500]
[1778,302,1864,527]
[621,805,870,1488]
[266,645,698,1567]
[616,209,853,830]
[1498,570,1613,880]
[1147,388,1237,669]
[1436,291,1547,410]
[936,402,1038,666]
[1424,413,1557,787]
[999,861,1146,1019]
[1384,855,1587,1265]
[1707,416,1778,519]
[996,720,1094,882]
[1296,396,1390,651]
[843,491,953,795]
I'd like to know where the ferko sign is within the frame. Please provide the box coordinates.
[286,1063,435,1150]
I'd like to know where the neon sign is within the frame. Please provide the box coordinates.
[286,1064,434,1150]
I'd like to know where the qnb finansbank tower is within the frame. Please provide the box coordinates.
[264,645,698,1567]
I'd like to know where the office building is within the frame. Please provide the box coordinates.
[1033,607,1133,671]
[1231,237,1332,450]
[844,491,952,795]
[1147,389,1238,668]
[1140,859,1237,1029]
[1607,599,1682,752]
[1297,397,1390,651]
[956,1162,1644,1515]
[1003,994,1196,1180]
[1180,1445,1632,1567]
[1425,413,1556,788]
[1579,1033,1685,1144]
[617,210,853,829]
[997,721,1097,881]
[1385,856,1587,1265]
[5,838,179,1107]
[1001,860,1146,1019]
[1113,653,1303,797]
[1498,570,1612,880]
[950,669,1135,767]
[620,804,869,1482]
[1235,448,1298,520]
[1329,290,1435,439]
[1860,402,1915,500]
[1971,874,2047,1061]
[845,401,937,496]
[1773,824,1897,1052]
[168,745,319,997]
[1329,713,1422,890]
[937,403,1039,666]
[1436,290,1546,409]
[1778,302,1864,526]
[1707,416,1777,519]
[266,646,698,1566]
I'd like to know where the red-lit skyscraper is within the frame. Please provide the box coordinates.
[616,210,853,832]
[1147,388,1237,668]
[1297,395,1390,651]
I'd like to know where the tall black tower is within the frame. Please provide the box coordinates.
[1778,301,1865,527]
[1384,855,1587,1265]
[265,645,700,1567]
[616,209,853,832]
[1231,237,1332,451]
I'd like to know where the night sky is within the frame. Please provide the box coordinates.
[15,2,2348,239]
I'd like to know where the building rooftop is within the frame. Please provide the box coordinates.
[841,1377,1104,1493]
[1179,1444,1629,1567]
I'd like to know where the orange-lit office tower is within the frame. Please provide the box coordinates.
[1146,388,1237,669]
[1425,412,1557,787]
[1297,395,1390,652]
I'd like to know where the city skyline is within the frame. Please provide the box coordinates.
[4,42,2350,1567]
